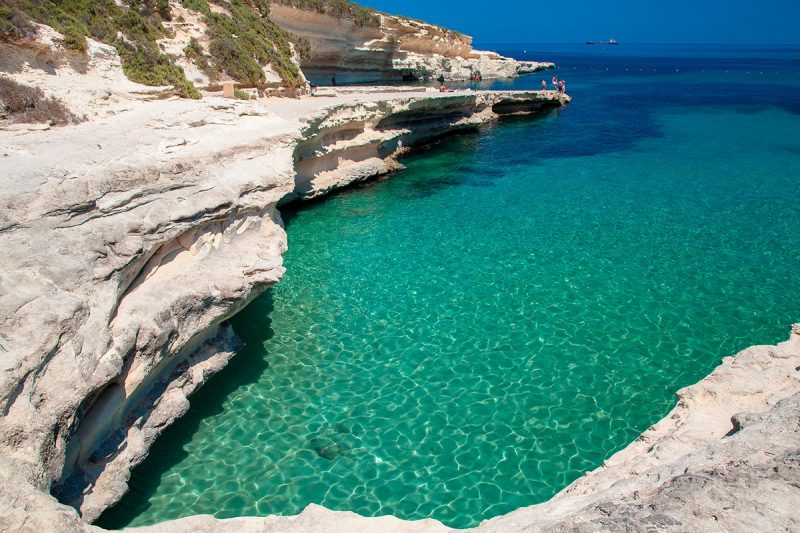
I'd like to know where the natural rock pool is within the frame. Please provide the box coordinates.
[99,45,800,529]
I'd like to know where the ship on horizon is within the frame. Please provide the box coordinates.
[586,38,618,45]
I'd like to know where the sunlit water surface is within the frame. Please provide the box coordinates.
[99,44,800,529]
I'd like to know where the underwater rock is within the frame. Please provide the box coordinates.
[311,440,345,461]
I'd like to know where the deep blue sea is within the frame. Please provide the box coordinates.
[98,44,800,529]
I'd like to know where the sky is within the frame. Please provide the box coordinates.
[357,0,800,45]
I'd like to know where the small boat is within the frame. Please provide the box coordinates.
[586,38,618,45]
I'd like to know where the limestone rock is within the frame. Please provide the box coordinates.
[4,19,796,532]
[0,67,569,529]
[0,24,156,121]
[1,84,796,531]
[269,4,554,84]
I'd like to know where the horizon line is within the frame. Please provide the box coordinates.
[474,41,800,46]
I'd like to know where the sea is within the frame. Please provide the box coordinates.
[97,44,800,529]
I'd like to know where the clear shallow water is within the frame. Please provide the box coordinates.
[99,45,800,529]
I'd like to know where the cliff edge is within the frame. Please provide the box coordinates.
[1,4,798,533]
[0,27,569,529]
[268,2,553,84]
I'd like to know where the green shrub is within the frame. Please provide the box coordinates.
[184,36,203,59]
[208,34,264,86]
[251,0,269,17]
[119,40,201,98]
[0,0,200,98]
[183,36,210,74]
[156,0,171,21]
[233,88,251,100]
[172,75,202,99]
[61,23,87,51]
[1,0,327,93]
[180,0,209,14]
[202,1,305,87]
[274,0,381,27]
[294,36,311,63]
[0,6,38,39]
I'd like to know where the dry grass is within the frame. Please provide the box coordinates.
[0,76,83,126]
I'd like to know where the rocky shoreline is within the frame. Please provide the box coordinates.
[267,3,554,85]
[2,83,798,531]
[1,13,798,533]
[107,327,800,533]
[0,78,569,529]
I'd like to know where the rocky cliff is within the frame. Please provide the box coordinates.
[268,3,553,84]
[1,0,553,103]
[1,11,798,533]
[0,28,569,529]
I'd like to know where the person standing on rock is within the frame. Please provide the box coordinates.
[331,74,337,86]
[551,74,558,90]
[559,79,566,94]
[541,79,547,91]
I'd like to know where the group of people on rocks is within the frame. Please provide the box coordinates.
[542,75,567,94]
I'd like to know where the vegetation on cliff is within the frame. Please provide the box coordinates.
[274,0,380,27]
[180,0,308,87]
[0,0,200,98]
[0,0,323,93]
[0,75,83,125]
[0,0,387,93]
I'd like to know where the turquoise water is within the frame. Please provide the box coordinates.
[98,45,800,529]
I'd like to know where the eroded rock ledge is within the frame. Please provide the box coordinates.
[269,3,554,85]
[2,12,797,532]
[2,87,797,532]
[0,87,569,531]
